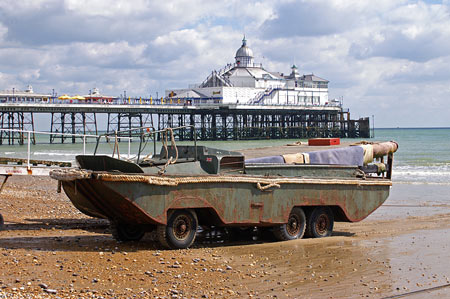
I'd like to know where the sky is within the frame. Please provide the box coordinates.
[0,0,449,128]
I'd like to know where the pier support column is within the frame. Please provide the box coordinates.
[107,112,151,140]
[190,114,195,140]
[0,108,370,144]
[0,112,35,145]
[50,112,97,143]
[211,114,217,140]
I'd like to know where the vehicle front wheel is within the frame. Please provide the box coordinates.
[306,207,334,238]
[111,222,146,242]
[273,207,306,241]
[157,209,198,249]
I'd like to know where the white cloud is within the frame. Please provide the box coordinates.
[64,0,149,17]
[0,0,450,127]
[347,2,450,62]
[0,0,58,14]
[63,42,148,68]
[0,23,7,41]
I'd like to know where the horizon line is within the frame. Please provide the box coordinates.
[375,126,450,129]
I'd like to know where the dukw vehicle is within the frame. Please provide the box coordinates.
[50,126,398,249]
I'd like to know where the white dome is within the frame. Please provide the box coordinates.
[235,43,253,58]
[235,37,254,67]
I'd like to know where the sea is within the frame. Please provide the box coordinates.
[0,127,448,218]
[0,127,448,185]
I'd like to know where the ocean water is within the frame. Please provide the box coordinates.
[372,128,450,185]
[0,128,448,185]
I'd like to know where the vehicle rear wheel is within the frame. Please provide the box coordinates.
[111,222,145,242]
[0,213,4,230]
[306,207,334,238]
[157,209,198,249]
[273,207,306,241]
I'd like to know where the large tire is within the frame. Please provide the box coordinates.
[273,207,306,241]
[111,222,145,242]
[157,210,198,249]
[306,207,334,238]
[0,213,3,230]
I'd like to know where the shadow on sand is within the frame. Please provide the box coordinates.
[0,219,355,252]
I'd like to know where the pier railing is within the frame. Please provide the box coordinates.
[0,96,342,108]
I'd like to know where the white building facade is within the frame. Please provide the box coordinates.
[166,38,333,106]
[0,85,51,102]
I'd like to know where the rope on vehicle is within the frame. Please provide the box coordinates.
[49,169,92,181]
[94,173,392,187]
[257,182,281,191]
[353,168,366,179]
[158,128,178,175]
[112,132,121,159]
[50,169,393,189]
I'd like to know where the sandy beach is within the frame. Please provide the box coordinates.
[0,144,449,298]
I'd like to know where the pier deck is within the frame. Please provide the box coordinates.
[0,102,369,144]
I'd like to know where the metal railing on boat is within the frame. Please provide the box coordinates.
[0,125,196,230]
[0,125,196,176]
[92,125,197,164]
[0,128,134,176]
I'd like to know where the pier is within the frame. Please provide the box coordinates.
[0,101,369,144]
[0,38,373,144]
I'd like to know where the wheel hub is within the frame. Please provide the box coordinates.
[173,215,191,240]
[316,214,329,235]
[287,215,300,236]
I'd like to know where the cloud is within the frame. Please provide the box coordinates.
[2,9,151,45]
[62,42,148,69]
[0,0,58,14]
[64,0,150,17]
[0,0,450,128]
[0,1,275,46]
[0,22,7,41]
[252,1,450,127]
[260,0,399,38]
[349,2,450,62]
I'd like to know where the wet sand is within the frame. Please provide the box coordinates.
[0,161,450,297]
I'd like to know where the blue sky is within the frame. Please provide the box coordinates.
[0,0,449,127]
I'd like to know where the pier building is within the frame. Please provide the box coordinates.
[166,38,332,106]
[0,85,51,102]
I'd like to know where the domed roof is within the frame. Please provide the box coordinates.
[235,37,254,59]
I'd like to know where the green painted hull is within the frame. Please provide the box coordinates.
[62,174,391,226]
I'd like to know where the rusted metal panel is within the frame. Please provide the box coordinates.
[63,176,390,226]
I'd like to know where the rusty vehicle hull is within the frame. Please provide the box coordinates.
[62,175,390,226]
